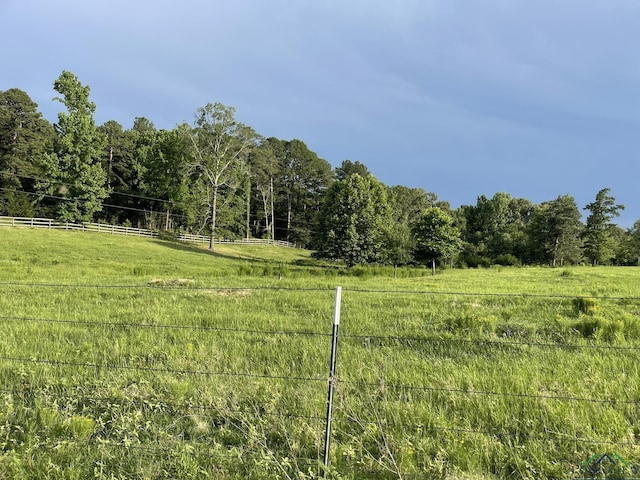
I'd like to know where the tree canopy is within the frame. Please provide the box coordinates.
[1,71,638,267]
[583,188,625,265]
[38,71,107,222]
[314,174,389,267]
[187,103,258,250]
[412,207,463,274]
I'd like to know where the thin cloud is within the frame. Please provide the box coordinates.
[1,0,639,226]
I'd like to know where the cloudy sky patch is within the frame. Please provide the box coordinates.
[2,0,638,225]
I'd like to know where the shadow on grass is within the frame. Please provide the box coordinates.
[149,238,274,264]
[150,239,226,257]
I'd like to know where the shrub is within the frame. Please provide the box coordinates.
[494,254,520,267]
[348,266,371,278]
[237,263,253,276]
[572,297,599,316]
[573,316,624,342]
[464,255,492,268]
[132,266,157,276]
[449,313,497,335]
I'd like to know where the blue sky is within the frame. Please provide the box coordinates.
[2,0,638,227]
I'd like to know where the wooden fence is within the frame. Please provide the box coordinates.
[0,216,295,248]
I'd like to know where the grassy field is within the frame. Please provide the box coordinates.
[0,228,639,479]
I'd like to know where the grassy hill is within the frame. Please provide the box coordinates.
[1,228,639,479]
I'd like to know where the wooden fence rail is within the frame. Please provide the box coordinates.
[0,216,295,247]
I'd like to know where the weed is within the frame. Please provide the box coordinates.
[572,297,599,316]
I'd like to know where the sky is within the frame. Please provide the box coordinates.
[1,0,639,227]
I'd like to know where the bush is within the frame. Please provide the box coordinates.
[494,254,520,267]
[132,266,158,276]
[463,255,492,268]
[237,263,253,276]
[348,266,371,278]
[572,297,599,316]
[449,312,497,335]
[573,316,624,342]
[156,230,179,241]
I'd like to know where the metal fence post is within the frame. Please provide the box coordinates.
[323,286,342,475]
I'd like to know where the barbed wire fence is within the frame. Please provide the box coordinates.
[0,282,639,478]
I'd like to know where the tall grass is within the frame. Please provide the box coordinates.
[0,228,639,479]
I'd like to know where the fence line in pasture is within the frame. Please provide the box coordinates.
[337,378,639,405]
[1,283,639,478]
[0,314,333,337]
[0,386,326,422]
[4,308,640,354]
[2,279,639,301]
[0,355,327,383]
[0,215,295,247]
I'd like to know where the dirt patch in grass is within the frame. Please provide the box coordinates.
[148,278,196,287]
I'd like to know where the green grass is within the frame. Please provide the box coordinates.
[1,228,640,479]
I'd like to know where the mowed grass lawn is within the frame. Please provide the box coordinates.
[0,228,639,479]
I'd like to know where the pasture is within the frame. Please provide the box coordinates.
[0,228,639,479]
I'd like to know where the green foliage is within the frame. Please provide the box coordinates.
[412,206,462,273]
[0,88,54,216]
[583,188,625,265]
[569,296,640,342]
[273,138,333,246]
[382,186,441,266]
[36,71,108,222]
[380,222,415,266]
[248,140,279,240]
[314,174,390,267]
[187,103,259,249]
[448,311,498,335]
[527,195,583,266]
[460,193,532,264]
[461,253,492,269]
[5,74,639,270]
[334,159,370,181]
[494,254,520,266]
[572,297,599,315]
[573,315,624,341]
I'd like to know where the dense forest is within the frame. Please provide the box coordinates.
[1,71,639,268]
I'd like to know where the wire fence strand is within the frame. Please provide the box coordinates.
[0,314,331,337]
[0,355,327,383]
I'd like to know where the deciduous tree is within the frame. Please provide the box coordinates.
[626,220,640,265]
[382,186,442,268]
[141,125,191,230]
[460,193,532,265]
[314,174,389,267]
[412,207,462,274]
[187,103,258,250]
[38,71,108,222]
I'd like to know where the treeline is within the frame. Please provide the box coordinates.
[1,71,639,268]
